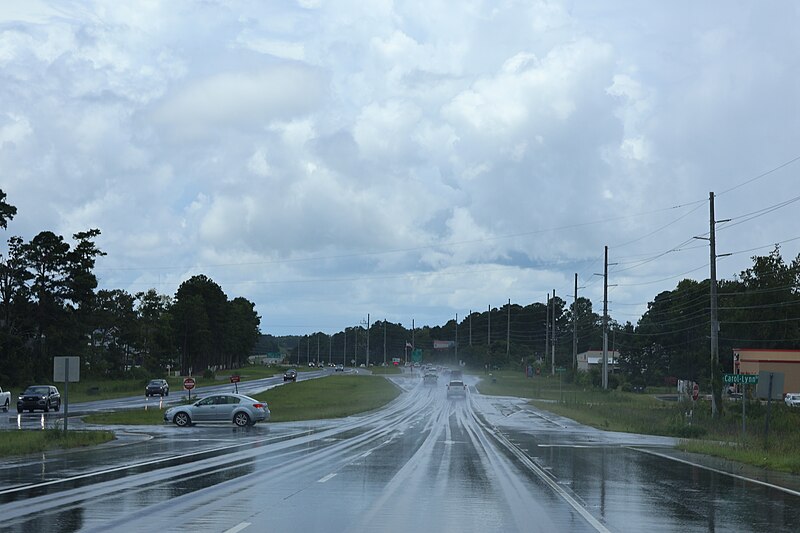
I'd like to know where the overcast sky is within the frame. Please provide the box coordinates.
[1,1,798,336]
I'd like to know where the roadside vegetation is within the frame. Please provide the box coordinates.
[0,429,115,458]
[478,370,800,474]
[81,373,400,426]
[3,373,399,458]
[34,364,297,403]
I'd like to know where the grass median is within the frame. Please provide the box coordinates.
[83,374,401,425]
[477,370,800,474]
[3,374,401,458]
[0,429,115,458]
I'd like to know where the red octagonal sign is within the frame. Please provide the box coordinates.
[183,377,196,390]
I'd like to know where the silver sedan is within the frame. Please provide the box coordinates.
[164,393,270,427]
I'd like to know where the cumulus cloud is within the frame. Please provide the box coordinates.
[0,0,798,334]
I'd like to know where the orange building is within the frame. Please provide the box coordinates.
[733,348,800,395]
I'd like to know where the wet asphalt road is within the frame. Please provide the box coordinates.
[2,373,800,532]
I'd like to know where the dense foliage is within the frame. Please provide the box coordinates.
[0,190,260,385]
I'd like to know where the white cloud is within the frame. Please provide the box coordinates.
[0,0,797,336]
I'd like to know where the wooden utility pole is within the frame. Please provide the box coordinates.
[573,273,578,372]
[551,289,556,376]
[506,299,511,363]
[545,293,550,374]
[603,246,609,390]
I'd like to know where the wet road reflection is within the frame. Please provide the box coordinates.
[2,373,800,532]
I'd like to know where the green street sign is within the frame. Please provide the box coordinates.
[412,348,423,362]
[555,367,567,373]
[723,373,758,385]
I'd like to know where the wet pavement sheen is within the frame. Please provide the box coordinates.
[2,373,800,532]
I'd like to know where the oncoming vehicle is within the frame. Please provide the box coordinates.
[145,379,170,397]
[284,369,297,382]
[17,385,61,413]
[164,393,270,427]
[335,364,344,372]
[423,373,438,385]
[446,380,467,398]
[785,393,800,407]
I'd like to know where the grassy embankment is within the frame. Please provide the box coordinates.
[0,429,115,457]
[83,373,400,425]
[477,370,800,474]
[59,364,295,403]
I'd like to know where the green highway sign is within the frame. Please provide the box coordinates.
[723,373,758,385]
[555,367,567,373]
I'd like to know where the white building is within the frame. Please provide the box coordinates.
[577,350,619,372]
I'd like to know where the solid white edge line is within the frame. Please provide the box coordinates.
[223,521,251,533]
[317,473,337,483]
[632,447,800,498]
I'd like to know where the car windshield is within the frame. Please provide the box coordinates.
[25,386,50,395]
[148,380,163,385]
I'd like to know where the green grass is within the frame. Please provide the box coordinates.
[50,365,294,403]
[477,370,800,474]
[0,429,115,458]
[82,374,401,426]
[255,374,401,422]
[83,407,169,425]
[369,366,403,375]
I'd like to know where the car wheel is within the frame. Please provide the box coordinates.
[55,401,60,411]
[17,407,22,414]
[165,390,169,396]
[2,400,7,412]
[173,412,191,427]
[233,412,251,427]
[44,402,49,413]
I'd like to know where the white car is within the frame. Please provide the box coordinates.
[785,393,800,407]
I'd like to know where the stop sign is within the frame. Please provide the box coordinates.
[692,382,699,401]
[230,375,240,383]
[183,377,196,390]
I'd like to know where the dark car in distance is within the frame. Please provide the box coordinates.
[284,369,297,382]
[17,385,61,413]
[145,379,170,397]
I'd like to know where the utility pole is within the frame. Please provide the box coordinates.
[506,299,511,363]
[383,320,387,366]
[455,313,458,365]
[316,334,319,365]
[709,192,730,417]
[603,246,609,390]
[487,305,491,372]
[366,313,370,368]
[343,329,347,366]
[469,310,472,346]
[573,273,578,372]
[328,333,332,365]
[307,335,310,367]
[296,337,300,365]
[551,289,556,376]
[545,293,550,374]
[412,318,415,351]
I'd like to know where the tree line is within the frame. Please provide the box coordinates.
[281,246,800,391]
[0,190,260,385]
[3,184,798,391]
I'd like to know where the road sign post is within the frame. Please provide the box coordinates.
[723,374,759,438]
[183,377,196,401]
[230,375,240,394]
[54,356,80,434]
